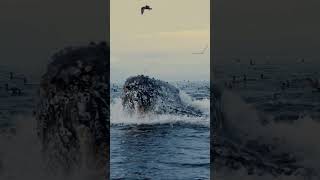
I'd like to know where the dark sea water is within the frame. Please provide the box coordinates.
[110,81,210,180]
[214,58,320,179]
[0,69,37,127]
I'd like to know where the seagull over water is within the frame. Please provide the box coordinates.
[192,44,208,54]
[141,5,152,15]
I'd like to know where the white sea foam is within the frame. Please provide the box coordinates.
[217,90,320,179]
[179,90,210,114]
[110,98,209,126]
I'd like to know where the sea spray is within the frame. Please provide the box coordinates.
[213,90,320,179]
[111,98,209,126]
[179,90,210,114]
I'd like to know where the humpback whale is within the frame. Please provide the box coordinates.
[121,75,203,117]
[35,42,109,178]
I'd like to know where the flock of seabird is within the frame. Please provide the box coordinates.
[224,58,320,94]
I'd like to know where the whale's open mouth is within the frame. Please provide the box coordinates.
[122,76,159,115]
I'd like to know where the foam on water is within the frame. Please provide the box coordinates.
[216,89,320,179]
[179,90,210,115]
[111,97,209,126]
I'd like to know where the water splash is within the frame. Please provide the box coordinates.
[215,90,320,179]
[111,98,209,126]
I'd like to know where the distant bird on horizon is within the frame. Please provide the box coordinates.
[141,5,152,15]
[192,44,208,54]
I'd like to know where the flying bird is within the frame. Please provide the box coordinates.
[192,44,208,54]
[141,5,152,15]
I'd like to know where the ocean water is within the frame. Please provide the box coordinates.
[0,69,210,179]
[110,81,210,180]
[0,70,38,127]
[213,58,320,179]
[0,71,46,180]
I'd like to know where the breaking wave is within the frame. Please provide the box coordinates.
[111,92,210,127]
[179,90,210,115]
[215,90,320,179]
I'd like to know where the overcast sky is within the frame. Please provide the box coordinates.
[111,0,210,83]
[3,0,316,82]
[0,0,107,81]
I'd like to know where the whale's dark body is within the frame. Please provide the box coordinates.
[36,42,109,178]
[122,75,203,117]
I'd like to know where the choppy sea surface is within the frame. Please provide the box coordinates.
[214,58,320,179]
[110,80,210,180]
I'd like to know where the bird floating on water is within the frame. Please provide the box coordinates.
[141,5,152,15]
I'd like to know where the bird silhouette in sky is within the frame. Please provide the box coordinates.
[141,5,152,15]
[192,44,208,54]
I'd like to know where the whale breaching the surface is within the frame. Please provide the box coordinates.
[35,42,109,178]
[121,75,202,117]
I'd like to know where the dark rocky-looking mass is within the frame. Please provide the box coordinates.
[35,42,109,178]
[122,75,202,117]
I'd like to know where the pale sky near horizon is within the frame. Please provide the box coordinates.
[111,0,210,83]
